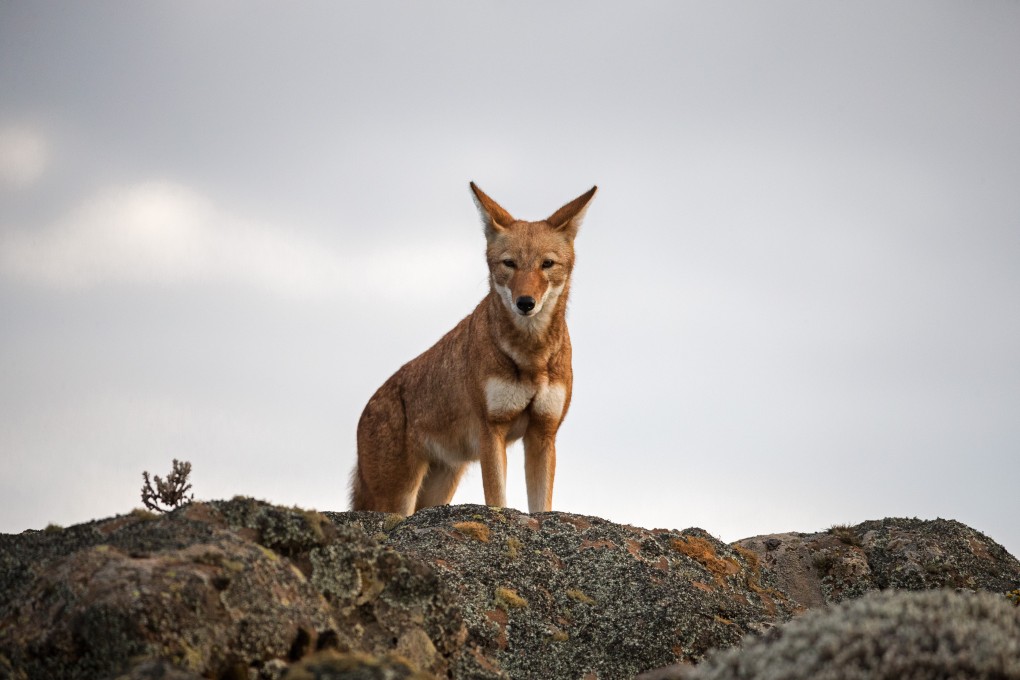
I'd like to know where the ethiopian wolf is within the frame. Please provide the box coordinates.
[350,182,597,515]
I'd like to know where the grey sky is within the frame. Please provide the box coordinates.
[2,2,1018,557]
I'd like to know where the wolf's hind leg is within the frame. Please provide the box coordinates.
[415,462,467,511]
[352,379,427,515]
[350,452,426,515]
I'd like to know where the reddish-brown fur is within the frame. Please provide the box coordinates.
[350,182,596,515]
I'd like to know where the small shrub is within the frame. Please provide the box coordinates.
[141,459,194,513]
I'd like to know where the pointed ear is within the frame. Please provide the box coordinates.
[546,185,597,237]
[470,182,515,234]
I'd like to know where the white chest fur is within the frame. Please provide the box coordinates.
[484,376,567,420]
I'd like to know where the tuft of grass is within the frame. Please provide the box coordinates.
[827,524,863,547]
[672,535,739,584]
[813,551,836,573]
[733,544,760,569]
[732,544,785,611]
[566,589,596,605]
[549,629,569,642]
[494,587,528,610]
[452,521,490,543]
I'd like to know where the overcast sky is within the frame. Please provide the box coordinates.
[2,2,1018,558]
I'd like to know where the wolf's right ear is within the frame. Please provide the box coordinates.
[470,182,515,235]
[546,186,597,238]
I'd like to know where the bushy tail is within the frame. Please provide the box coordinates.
[349,459,369,510]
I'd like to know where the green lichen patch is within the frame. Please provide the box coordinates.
[505,537,523,559]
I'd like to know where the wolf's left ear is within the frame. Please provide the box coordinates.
[546,186,597,238]
[470,182,515,236]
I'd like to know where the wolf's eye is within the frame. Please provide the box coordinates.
[502,259,516,268]
[541,259,555,269]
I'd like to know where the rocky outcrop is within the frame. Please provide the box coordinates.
[1,500,1017,679]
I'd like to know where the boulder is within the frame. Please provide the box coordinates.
[338,504,795,679]
[734,517,1020,608]
[637,589,1020,680]
[0,500,484,680]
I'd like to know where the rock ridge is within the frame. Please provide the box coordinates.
[0,499,1016,679]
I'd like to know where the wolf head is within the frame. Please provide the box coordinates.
[470,182,596,326]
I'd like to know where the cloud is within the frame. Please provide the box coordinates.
[0,181,480,301]
[0,125,49,189]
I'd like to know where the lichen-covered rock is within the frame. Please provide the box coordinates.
[2,502,1018,680]
[660,589,1020,680]
[856,517,1019,593]
[0,500,481,680]
[734,517,1020,608]
[209,499,477,678]
[0,505,337,679]
[373,505,795,679]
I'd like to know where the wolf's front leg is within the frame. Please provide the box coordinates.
[478,427,508,508]
[523,427,556,513]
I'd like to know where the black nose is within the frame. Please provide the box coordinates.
[516,296,536,313]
